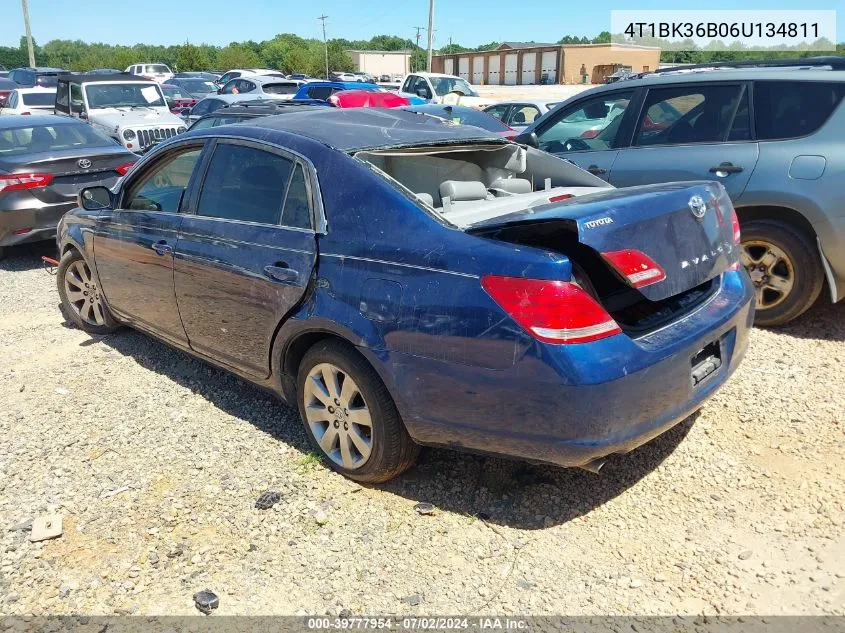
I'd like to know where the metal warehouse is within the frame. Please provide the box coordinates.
[347,50,411,77]
[432,41,660,85]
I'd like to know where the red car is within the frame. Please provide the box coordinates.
[328,90,411,108]
[162,84,198,113]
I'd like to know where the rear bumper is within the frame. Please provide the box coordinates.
[383,270,755,469]
[0,200,76,247]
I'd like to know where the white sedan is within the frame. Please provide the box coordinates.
[0,87,56,116]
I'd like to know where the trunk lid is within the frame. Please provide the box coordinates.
[468,181,737,302]
[0,147,131,202]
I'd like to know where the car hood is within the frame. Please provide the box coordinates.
[89,107,185,128]
[434,94,495,107]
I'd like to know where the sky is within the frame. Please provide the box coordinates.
[3,0,841,49]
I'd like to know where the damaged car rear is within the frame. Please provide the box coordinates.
[57,109,755,482]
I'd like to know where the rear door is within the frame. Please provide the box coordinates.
[533,88,637,181]
[173,139,319,378]
[608,82,759,201]
[93,141,205,345]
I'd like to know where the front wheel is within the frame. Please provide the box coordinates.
[57,249,121,334]
[296,340,418,483]
[740,219,824,326]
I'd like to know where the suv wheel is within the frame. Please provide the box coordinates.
[740,219,823,326]
[296,340,418,483]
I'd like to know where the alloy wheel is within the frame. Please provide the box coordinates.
[741,240,795,311]
[303,363,373,470]
[63,260,107,326]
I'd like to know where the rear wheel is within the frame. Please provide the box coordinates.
[57,249,121,334]
[296,340,418,483]
[740,219,823,326]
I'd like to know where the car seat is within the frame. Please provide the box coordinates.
[28,126,55,153]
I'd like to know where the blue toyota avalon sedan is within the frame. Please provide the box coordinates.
[56,108,755,482]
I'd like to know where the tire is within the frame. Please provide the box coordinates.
[296,339,419,483]
[740,219,824,327]
[57,249,121,334]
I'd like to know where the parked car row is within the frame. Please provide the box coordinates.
[8,56,841,488]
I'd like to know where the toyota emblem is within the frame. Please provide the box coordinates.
[688,195,707,219]
[77,158,92,169]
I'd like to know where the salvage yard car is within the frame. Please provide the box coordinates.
[515,57,845,325]
[55,108,754,482]
[0,115,135,259]
[54,73,187,153]
[398,72,493,108]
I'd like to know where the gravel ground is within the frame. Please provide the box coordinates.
[1,241,843,616]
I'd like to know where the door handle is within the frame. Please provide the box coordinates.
[709,162,744,175]
[586,164,607,175]
[151,241,172,256]
[263,263,299,283]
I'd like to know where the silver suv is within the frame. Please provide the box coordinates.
[517,57,845,326]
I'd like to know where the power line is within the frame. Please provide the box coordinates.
[318,14,329,79]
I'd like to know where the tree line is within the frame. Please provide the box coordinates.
[1,32,842,74]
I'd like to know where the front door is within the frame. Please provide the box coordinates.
[533,89,637,182]
[174,139,318,378]
[608,83,759,200]
[93,143,204,345]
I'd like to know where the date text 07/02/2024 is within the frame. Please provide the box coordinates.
[307,617,529,630]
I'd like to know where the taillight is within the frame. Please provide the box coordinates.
[0,173,54,192]
[480,275,622,344]
[731,209,741,244]
[115,161,136,176]
[602,249,666,288]
[580,128,599,139]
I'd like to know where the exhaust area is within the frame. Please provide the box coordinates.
[578,457,607,474]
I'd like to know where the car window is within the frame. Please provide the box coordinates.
[536,90,634,153]
[146,65,169,74]
[0,122,116,155]
[484,104,509,121]
[241,80,256,92]
[190,117,217,130]
[509,105,541,126]
[413,76,433,98]
[124,148,202,213]
[307,86,333,100]
[197,144,293,225]
[401,75,416,92]
[190,99,212,116]
[633,84,745,147]
[727,88,751,141]
[753,81,845,140]
[7,92,17,108]
[35,75,58,88]
[220,80,238,94]
[85,83,165,108]
[263,82,299,95]
[70,84,84,112]
[21,92,54,106]
[281,164,313,230]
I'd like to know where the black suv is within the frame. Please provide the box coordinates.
[8,67,67,88]
[188,100,323,130]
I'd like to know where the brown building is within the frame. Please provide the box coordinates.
[432,41,660,85]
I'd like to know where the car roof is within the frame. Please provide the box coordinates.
[241,76,300,85]
[13,67,66,73]
[193,107,501,151]
[13,86,56,93]
[0,114,82,129]
[304,81,380,90]
[58,73,156,84]
[409,72,464,79]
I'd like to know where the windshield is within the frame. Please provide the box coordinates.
[145,65,169,74]
[162,86,189,99]
[430,77,478,97]
[35,75,58,88]
[0,122,117,156]
[179,79,216,94]
[22,92,55,106]
[85,83,166,109]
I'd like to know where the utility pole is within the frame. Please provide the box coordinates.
[318,14,330,78]
[21,0,35,67]
[413,26,425,72]
[426,0,434,72]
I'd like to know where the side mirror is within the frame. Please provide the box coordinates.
[80,186,112,211]
[415,87,428,98]
[514,131,539,148]
[79,111,88,120]
[216,87,223,94]
[180,107,191,117]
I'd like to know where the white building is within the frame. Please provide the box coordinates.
[347,50,411,77]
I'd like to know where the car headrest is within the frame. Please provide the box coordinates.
[415,192,434,207]
[512,111,526,124]
[490,178,531,194]
[439,180,488,202]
